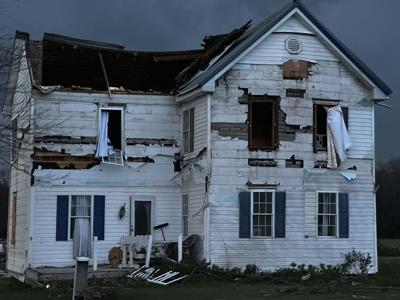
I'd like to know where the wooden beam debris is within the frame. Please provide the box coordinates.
[98,52,112,100]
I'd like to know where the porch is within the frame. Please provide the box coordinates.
[25,265,136,283]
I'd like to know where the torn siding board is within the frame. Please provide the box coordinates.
[211,123,247,140]
[282,60,310,79]
[220,62,371,159]
[33,92,181,156]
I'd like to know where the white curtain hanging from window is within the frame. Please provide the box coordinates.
[73,198,92,258]
[96,110,110,158]
[326,105,351,168]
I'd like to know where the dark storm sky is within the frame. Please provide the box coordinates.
[0,0,398,163]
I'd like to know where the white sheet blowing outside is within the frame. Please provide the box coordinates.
[327,105,351,163]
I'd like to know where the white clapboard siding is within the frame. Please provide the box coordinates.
[275,15,314,35]
[182,95,208,155]
[207,16,377,270]
[7,45,33,278]
[181,180,205,260]
[25,89,183,269]
[34,96,180,139]
[180,94,209,259]
[31,185,182,268]
[240,33,338,65]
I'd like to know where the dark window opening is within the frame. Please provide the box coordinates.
[313,102,348,152]
[107,110,122,150]
[249,96,277,150]
[135,201,152,236]
[313,104,328,151]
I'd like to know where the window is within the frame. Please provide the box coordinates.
[182,195,189,237]
[57,195,105,241]
[183,108,194,154]
[313,104,328,151]
[11,118,17,161]
[317,192,338,237]
[69,195,92,239]
[96,108,124,165]
[251,191,274,237]
[249,96,277,150]
[313,102,348,152]
[10,192,17,246]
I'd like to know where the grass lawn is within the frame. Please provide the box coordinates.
[1,257,400,300]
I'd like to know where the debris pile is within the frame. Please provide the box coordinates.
[128,265,188,285]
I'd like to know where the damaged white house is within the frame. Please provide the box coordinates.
[4,0,392,281]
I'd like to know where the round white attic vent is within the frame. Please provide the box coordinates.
[285,38,302,54]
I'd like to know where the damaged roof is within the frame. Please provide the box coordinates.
[22,28,249,94]
[178,0,392,96]
[40,33,204,93]
[22,32,204,93]
[19,0,391,96]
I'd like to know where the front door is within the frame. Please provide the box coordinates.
[134,201,152,236]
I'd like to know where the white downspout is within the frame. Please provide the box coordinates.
[372,104,378,273]
[204,93,212,262]
[27,186,35,269]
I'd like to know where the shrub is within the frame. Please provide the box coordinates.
[341,249,373,275]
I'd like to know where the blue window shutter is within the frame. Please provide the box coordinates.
[56,195,69,241]
[339,193,349,238]
[93,195,105,240]
[239,192,251,238]
[275,192,286,238]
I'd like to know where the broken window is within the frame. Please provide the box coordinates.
[313,103,348,152]
[96,108,124,165]
[249,96,277,150]
[183,108,194,154]
[313,104,328,151]
[182,195,189,237]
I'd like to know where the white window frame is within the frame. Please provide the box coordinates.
[182,194,189,237]
[98,107,125,165]
[250,189,275,238]
[316,191,339,238]
[182,107,194,154]
[67,195,94,240]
